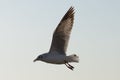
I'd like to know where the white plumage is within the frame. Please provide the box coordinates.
[34,7,79,70]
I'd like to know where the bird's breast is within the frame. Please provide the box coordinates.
[42,54,66,64]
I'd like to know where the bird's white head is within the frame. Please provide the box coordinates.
[33,55,43,62]
[33,53,48,62]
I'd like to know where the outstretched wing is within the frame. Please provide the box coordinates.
[49,7,74,54]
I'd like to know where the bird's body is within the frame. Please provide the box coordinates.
[38,52,66,64]
[34,7,79,70]
[37,52,79,64]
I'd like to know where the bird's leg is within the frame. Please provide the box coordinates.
[65,63,73,70]
[64,60,74,70]
[67,63,74,69]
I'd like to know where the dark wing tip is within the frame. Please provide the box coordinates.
[62,6,74,20]
[49,6,75,53]
[55,6,75,32]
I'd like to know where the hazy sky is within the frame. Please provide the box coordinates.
[0,0,120,80]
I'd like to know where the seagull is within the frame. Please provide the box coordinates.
[33,7,79,70]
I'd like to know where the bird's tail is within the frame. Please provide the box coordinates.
[67,54,79,63]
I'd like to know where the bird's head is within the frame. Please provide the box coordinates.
[33,55,44,62]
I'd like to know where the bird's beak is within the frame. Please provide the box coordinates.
[33,59,37,62]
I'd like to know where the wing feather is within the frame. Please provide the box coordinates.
[49,7,74,54]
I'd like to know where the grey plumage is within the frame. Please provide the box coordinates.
[34,7,79,70]
[49,7,74,54]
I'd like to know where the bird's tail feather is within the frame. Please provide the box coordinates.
[67,54,79,63]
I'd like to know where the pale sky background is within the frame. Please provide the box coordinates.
[0,0,120,80]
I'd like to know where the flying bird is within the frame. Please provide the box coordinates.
[34,7,79,70]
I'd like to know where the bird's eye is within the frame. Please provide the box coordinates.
[39,55,43,58]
